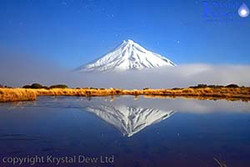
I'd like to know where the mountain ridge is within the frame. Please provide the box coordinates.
[78,39,176,72]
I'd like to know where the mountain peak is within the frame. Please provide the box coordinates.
[124,39,133,43]
[123,39,135,44]
[78,40,176,72]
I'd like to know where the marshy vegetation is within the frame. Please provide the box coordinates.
[0,83,249,102]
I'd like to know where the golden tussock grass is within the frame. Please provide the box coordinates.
[0,88,37,102]
[0,87,250,102]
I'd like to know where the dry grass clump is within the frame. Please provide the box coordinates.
[34,88,125,96]
[0,88,37,102]
[143,87,250,100]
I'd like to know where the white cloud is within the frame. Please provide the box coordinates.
[0,52,249,89]
[77,64,250,88]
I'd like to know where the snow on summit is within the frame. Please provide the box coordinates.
[78,39,176,72]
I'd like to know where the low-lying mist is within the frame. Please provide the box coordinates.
[1,51,249,88]
[78,64,250,89]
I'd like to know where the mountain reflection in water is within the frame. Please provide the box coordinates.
[85,102,175,137]
[1,96,250,166]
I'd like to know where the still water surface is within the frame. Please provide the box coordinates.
[0,96,250,167]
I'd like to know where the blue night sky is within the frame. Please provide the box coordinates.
[0,0,249,69]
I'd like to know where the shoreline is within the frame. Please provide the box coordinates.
[1,87,250,102]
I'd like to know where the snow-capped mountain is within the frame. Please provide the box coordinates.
[85,103,175,137]
[78,39,176,72]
